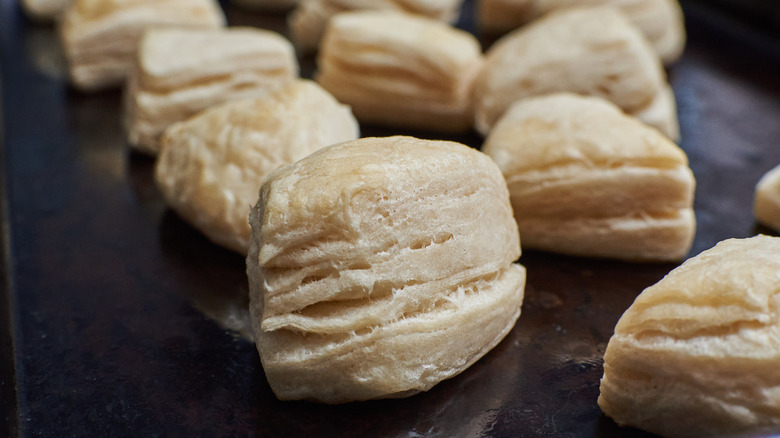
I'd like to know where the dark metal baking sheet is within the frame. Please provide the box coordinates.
[2,0,780,436]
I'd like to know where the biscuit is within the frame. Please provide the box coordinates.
[22,0,71,21]
[754,165,780,232]
[479,0,686,64]
[316,11,483,133]
[289,0,463,52]
[288,0,345,52]
[632,84,680,142]
[125,27,298,155]
[599,235,780,437]
[155,80,358,254]
[60,0,225,91]
[247,136,526,403]
[474,7,673,138]
[482,93,695,261]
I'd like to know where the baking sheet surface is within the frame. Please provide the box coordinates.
[1,0,779,436]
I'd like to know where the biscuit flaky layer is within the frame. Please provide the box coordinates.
[599,235,780,438]
[316,11,483,133]
[483,93,695,261]
[247,136,525,403]
[125,27,298,154]
[22,0,69,21]
[60,0,225,91]
[755,165,780,232]
[155,80,358,254]
[288,0,464,52]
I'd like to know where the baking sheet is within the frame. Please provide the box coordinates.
[2,0,780,436]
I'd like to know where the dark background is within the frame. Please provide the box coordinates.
[2,0,780,436]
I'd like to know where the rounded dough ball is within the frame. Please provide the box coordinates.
[247,136,526,403]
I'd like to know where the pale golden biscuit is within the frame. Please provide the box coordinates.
[474,7,671,137]
[289,0,464,52]
[22,0,72,21]
[632,84,680,142]
[599,235,780,437]
[754,165,780,232]
[479,0,686,64]
[288,0,345,52]
[247,136,526,403]
[155,80,358,254]
[60,0,225,91]
[316,11,483,133]
[483,93,695,261]
[124,27,298,155]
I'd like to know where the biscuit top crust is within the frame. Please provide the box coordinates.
[476,6,664,133]
[155,79,358,253]
[137,27,298,91]
[254,135,520,270]
[74,0,217,20]
[75,0,154,19]
[615,235,780,356]
[64,0,225,37]
[321,11,482,90]
[483,93,687,175]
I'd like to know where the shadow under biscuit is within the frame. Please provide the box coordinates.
[158,209,253,341]
[752,222,779,237]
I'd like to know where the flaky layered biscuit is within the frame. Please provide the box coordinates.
[60,0,225,91]
[155,80,358,254]
[474,7,673,138]
[289,0,463,52]
[316,11,482,133]
[632,84,680,142]
[599,235,780,437]
[22,0,71,21]
[125,27,298,155]
[247,136,526,403]
[755,165,780,232]
[479,0,685,64]
[483,93,694,261]
[288,0,345,52]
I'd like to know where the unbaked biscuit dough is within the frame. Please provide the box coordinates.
[155,80,358,254]
[599,235,780,437]
[482,93,695,261]
[479,0,686,64]
[125,27,298,155]
[247,136,526,403]
[474,7,677,139]
[316,11,483,133]
[755,165,780,232]
[60,0,225,91]
[21,0,72,21]
[289,0,464,52]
